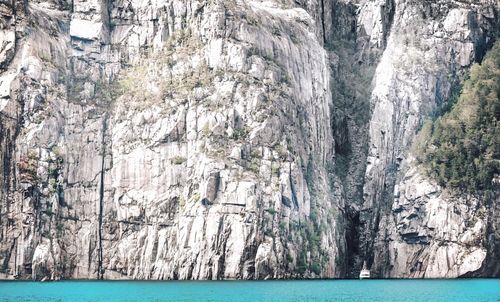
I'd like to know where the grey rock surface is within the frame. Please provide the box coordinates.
[0,0,498,280]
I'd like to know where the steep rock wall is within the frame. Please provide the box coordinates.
[0,0,347,280]
[358,0,499,277]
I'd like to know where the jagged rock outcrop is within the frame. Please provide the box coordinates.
[0,0,498,280]
[377,157,494,278]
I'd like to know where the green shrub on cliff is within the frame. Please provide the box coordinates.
[414,41,499,191]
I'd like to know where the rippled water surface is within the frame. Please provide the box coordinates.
[0,279,499,301]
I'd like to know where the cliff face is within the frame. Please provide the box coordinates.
[0,0,498,280]
[358,0,499,278]
[1,0,348,280]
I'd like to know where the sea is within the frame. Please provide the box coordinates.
[0,279,499,301]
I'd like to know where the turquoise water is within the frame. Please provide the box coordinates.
[0,279,499,301]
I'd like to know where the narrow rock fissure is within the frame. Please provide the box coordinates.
[320,0,327,44]
[97,114,108,279]
[382,0,396,48]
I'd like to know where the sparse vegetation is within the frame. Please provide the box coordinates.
[179,196,186,207]
[18,155,38,182]
[56,222,64,234]
[291,213,327,275]
[48,178,58,193]
[274,144,288,160]
[43,208,54,216]
[114,28,210,106]
[245,14,259,26]
[191,192,200,203]
[266,208,277,215]
[201,123,211,137]
[250,148,262,159]
[310,262,321,275]
[248,158,260,174]
[94,79,121,105]
[296,250,308,274]
[330,40,374,128]
[271,163,280,175]
[232,126,249,140]
[172,156,187,165]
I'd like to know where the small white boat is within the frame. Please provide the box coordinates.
[359,261,370,279]
[359,269,370,279]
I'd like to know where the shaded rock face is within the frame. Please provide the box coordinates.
[358,0,499,278]
[0,0,498,280]
[377,157,493,278]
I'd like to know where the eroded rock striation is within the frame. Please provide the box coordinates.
[0,0,498,280]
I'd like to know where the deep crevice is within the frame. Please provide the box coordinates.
[324,0,383,278]
[97,113,108,279]
[320,0,326,44]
